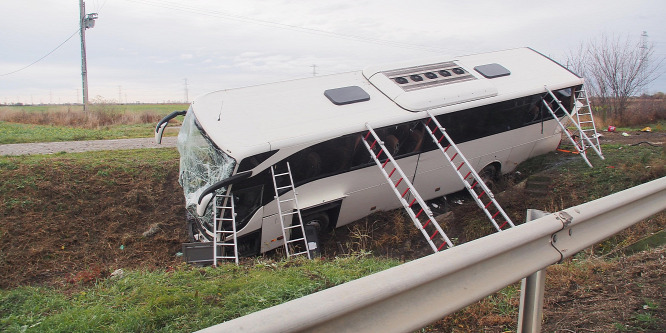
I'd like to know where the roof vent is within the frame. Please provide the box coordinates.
[324,86,370,105]
[474,63,511,78]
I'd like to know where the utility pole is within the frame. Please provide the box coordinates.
[80,0,98,111]
[640,31,649,95]
[311,64,318,76]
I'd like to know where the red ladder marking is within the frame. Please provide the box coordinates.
[375,148,384,159]
[382,159,390,168]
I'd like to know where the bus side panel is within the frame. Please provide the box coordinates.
[530,120,562,158]
[335,156,419,228]
[260,214,284,253]
[410,152,466,203]
[410,140,488,201]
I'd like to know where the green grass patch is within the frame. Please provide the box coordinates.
[0,256,399,332]
[0,122,178,144]
[0,104,188,116]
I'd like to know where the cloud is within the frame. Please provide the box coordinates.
[1,0,664,103]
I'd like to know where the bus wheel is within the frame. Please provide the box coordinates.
[478,165,499,191]
[302,213,329,257]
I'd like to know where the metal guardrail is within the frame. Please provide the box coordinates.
[197,177,666,333]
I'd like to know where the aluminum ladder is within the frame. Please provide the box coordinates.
[213,194,239,266]
[543,86,604,168]
[361,124,454,253]
[572,88,603,156]
[270,163,312,259]
[423,111,515,232]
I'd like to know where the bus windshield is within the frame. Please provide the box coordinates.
[177,109,236,221]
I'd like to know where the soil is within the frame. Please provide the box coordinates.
[1,130,664,330]
[0,156,188,289]
[593,128,666,146]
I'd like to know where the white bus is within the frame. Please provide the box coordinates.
[156,47,580,257]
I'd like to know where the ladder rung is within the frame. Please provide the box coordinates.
[274,172,290,177]
[215,242,236,246]
[281,211,298,216]
[216,256,237,260]
[276,186,292,191]
[287,237,305,243]
[284,224,302,230]
[291,251,309,256]
[279,198,295,203]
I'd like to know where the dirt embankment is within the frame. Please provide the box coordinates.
[0,130,664,331]
[0,153,187,289]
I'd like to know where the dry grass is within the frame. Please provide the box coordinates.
[0,104,163,129]
[591,96,666,128]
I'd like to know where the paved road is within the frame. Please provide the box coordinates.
[0,136,178,156]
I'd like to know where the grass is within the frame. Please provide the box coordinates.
[0,256,400,332]
[0,122,665,331]
[0,122,170,144]
[0,103,187,144]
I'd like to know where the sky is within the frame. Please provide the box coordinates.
[1,0,665,104]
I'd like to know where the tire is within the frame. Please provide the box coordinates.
[478,165,499,192]
[302,213,330,257]
[302,213,330,234]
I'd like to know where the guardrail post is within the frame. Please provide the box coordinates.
[517,209,550,333]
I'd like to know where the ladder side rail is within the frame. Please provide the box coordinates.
[363,124,454,251]
[541,99,594,168]
[270,166,293,257]
[228,195,239,265]
[285,162,312,259]
[213,196,220,266]
[545,88,603,159]
[424,111,515,230]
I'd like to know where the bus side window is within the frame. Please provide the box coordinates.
[289,149,322,184]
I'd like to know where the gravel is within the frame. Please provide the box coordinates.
[0,136,178,156]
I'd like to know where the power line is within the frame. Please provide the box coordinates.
[0,29,80,77]
[125,0,447,53]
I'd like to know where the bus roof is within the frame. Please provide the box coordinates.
[192,47,583,160]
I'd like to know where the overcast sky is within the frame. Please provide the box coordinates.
[1,0,665,104]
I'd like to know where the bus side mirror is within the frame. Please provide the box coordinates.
[155,110,187,144]
[197,193,213,217]
[155,122,168,144]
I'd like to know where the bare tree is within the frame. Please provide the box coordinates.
[566,34,664,121]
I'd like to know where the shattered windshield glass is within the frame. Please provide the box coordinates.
[177,109,236,226]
